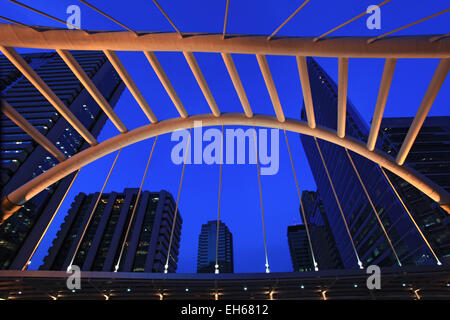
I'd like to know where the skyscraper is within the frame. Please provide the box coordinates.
[379,116,450,264]
[0,51,125,269]
[40,189,182,273]
[287,224,314,272]
[301,190,344,270]
[197,220,233,273]
[300,57,436,269]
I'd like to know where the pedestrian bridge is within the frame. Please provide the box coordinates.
[0,0,449,276]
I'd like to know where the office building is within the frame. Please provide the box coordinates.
[299,57,436,269]
[0,51,125,269]
[287,224,314,272]
[380,116,450,263]
[301,190,344,270]
[40,189,182,272]
[197,220,233,273]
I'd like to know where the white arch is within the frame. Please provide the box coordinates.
[2,113,449,219]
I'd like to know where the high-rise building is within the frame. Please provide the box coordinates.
[197,220,233,273]
[299,57,436,269]
[379,116,450,264]
[287,224,314,272]
[301,190,344,270]
[40,189,182,273]
[0,50,125,269]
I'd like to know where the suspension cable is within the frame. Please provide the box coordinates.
[313,137,363,269]
[284,129,318,271]
[8,0,88,33]
[68,148,122,270]
[165,129,191,273]
[222,0,230,39]
[215,125,224,274]
[22,169,81,270]
[253,126,270,273]
[379,165,442,265]
[267,0,310,41]
[345,148,402,266]
[114,136,158,271]
[152,0,183,38]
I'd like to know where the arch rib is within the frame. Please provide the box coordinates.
[1,99,66,162]
[367,58,397,151]
[256,55,285,122]
[1,113,449,219]
[396,58,450,165]
[0,46,97,146]
[296,56,316,129]
[144,51,187,118]
[1,24,449,58]
[221,53,253,118]
[105,50,158,123]
[57,49,128,133]
[183,52,220,117]
[337,57,348,138]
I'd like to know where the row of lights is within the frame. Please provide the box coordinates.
[13,282,449,300]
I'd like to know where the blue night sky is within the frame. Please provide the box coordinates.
[1,0,449,273]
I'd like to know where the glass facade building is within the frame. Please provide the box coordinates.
[379,116,450,264]
[197,220,233,273]
[0,51,125,269]
[301,190,344,270]
[287,224,314,272]
[40,189,182,273]
[299,57,436,269]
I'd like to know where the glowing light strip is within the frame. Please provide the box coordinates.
[68,149,122,269]
[345,148,402,266]
[165,129,191,273]
[284,129,318,271]
[215,125,224,274]
[379,166,442,265]
[115,137,158,271]
[22,169,81,270]
[253,126,270,273]
[314,137,363,269]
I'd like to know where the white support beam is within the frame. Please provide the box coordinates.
[296,56,316,128]
[0,46,97,145]
[396,58,450,165]
[367,58,397,151]
[1,99,66,162]
[337,57,348,138]
[221,53,253,118]
[104,50,158,123]
[183,52,220,117]
[57,49,127,133]
[256,54,285,122]
[144,51,187,118]
[1,25,448,59]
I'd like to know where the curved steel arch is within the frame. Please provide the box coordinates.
[2,113,450,219]
[1,24,450,58]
